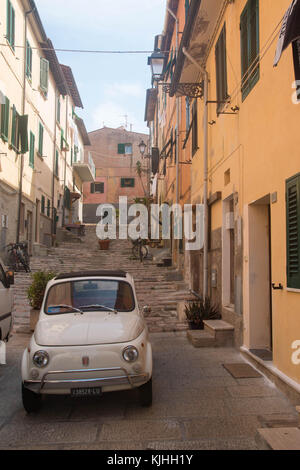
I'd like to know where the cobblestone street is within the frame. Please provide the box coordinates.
[0,226,299,450]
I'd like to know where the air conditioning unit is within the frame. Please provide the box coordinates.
[225,212,234,230]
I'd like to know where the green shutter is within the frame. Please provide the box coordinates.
[18,114,28,153]
[240,0,259,100]
[118,144,125,154]
[1,97,10,141]
[40,58,49,94]
[64,187,71,210]
[57,96,60,123]
[29,132,35,168]
[215,24,228,113]
[286,175,300,289]
[90,183,95,194]
[47,199,50,217]
[41,195,45,214]
[10,105,17,148]
[26,41,32,79]
[6,1,15,49]
[185,0,190,21]
[38,123,44,155]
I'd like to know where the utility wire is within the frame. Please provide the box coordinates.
[0,43,169,54]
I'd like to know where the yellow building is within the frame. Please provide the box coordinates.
[148,0,300,394]
[0,0,94,256]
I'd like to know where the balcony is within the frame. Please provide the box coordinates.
[72,151,95,183]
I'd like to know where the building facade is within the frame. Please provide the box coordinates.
[83,126,148,223]
[0,0,94,258]
[146,0,300,391]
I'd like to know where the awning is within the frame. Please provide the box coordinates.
[274,0,300,66]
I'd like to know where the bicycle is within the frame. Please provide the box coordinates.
[131,238,149,262]
[6,242,31,273]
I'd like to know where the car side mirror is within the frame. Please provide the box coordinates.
[6,270,14,287]
[143,306,151,316]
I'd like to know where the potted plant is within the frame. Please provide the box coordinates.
[185,297,221,330]
[98,239,110,250]
[27,271,56,331]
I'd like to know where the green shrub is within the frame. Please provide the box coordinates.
[27,271,57,310]
[185,297,221,330]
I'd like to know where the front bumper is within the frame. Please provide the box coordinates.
[23,366,150,394]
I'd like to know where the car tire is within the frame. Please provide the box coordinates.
[139,378,152,407]
[22,384,42,413]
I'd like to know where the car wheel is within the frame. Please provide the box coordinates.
[139,378,152,407]
[22,384,42,413]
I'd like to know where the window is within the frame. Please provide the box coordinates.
[192,101,198,156]
[91,182,104,194]
[286,174,300,289]
[10,105,18,150]
[1,96,10,142]
[215,24,228,113]
[29,132,35,168]
[38,123,44,156]
[185,0,190,21]
[41,195,45,214]
[47,199,51,217]
[125,144,132,155]
[121,178,135,188]
[40,58,49,95]
[185,97,190,131]
[6,0,15,49]
[240,0,260,101]
[118,143,132,155]
[26,41,32,80]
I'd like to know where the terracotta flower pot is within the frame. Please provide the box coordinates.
[98,240,110,250]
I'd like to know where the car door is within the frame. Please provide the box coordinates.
[0,261,13,340]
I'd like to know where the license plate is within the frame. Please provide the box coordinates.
[71,387,102,397]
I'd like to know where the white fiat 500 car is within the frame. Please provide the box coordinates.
[21,270,152,413]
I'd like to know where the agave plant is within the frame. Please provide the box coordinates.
[185,297,221,330]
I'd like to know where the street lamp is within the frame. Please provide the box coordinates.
[138,140,147,157]
[147,50,165,82]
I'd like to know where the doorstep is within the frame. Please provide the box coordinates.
[241,346,300,403]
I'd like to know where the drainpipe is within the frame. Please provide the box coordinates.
[182,47,209,297]
[51,92,57,243]
[62,95,69,227]
[16,7,34,244]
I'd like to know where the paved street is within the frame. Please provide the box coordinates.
[0,226,298,450]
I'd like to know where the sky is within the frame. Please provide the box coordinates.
[34,0,167,135]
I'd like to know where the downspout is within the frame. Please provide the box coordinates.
[62,95,69,226]
[16,7,34,243]
[51,92,57,243]
[182,47,209,297]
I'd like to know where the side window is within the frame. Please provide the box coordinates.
[215,23,228,114]
[240,0,260,101]
[286,174,300,289]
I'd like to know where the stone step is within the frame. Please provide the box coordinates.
[256,428,300,450]
[203,320,234,347]
[186,330,217,348]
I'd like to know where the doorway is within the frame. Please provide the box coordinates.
[247,195,273,355]
[26,211,33,255]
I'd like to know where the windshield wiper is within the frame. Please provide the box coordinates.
[79,304,118,314]
[47,304,84,315]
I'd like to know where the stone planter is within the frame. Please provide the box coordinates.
[98,240,110,250]
[30,308,40,332]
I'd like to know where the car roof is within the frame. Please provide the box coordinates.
[54,270,128,280]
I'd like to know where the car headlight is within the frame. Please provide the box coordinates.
[33,350,49,368]
[122,346,139,363]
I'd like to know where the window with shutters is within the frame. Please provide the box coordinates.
[286,174,300,289]
[215,24,228,114]
[29,132,35,168]
[26,41,32,81]
[10,105,18,151]
[40,58,49,96]
[38,123,44,156]
[121,178,135,188]
[1,96,10,142]
[240,0,260,101]
[47,199,51,217]
[6,0,15,49]
[125,144,132,155]
[56,96,61,123]
[91,182,104,194]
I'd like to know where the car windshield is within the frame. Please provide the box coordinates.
[45,279,135,314]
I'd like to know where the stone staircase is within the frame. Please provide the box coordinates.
[12,225,194,334]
